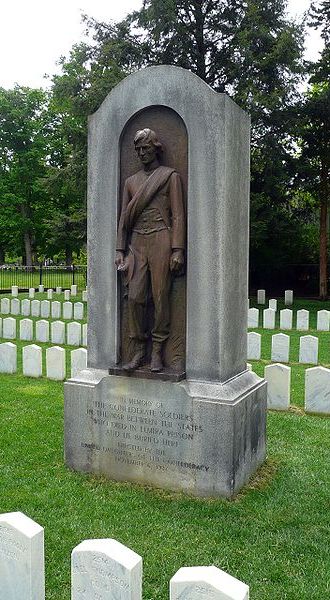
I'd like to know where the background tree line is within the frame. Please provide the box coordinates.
[0,0,329,295]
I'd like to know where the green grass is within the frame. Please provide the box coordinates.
[0,375,330,599]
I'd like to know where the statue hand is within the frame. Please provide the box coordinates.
[170,249,184,273]
[115,251,128,271]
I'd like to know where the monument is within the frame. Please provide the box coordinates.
[64,65,267,498]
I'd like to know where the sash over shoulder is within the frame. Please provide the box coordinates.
[124,166,175,230]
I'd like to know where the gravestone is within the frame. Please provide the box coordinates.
[29,288,35,299]
[280,308,292,330]
[40,300,50,318]
[38,285,44,293]
[1,297,10,314]
[284,289,293,305]
[247,307,259,328]
[74,301,84,320]
[305,366,330,414]
[0,342,17,373]
[247,332,261,360]
[56,286,62,294]
[82,323,87,346]
[299,335,318,364]
[63,301,73,320]
[257,289,265,304]
[317,309,330,331]
[11,285,19,297]
[263,308,275,329]
[3,317,16,339]
[296,309,309,331]
[71,538,142,600]
[11,298,20,315]
[21,299,31,316]
[269,298,277,311]
[265,363,290,410]
[20,318,33,341]
[36,320,49,343]
[170,566,249,600]
[64,290,71,301]
[64,66,266,498]
[71,348,87,378]
[0,511,44,600]
[71,284,78,296]
[67,322,81,346]
[271,333,290,363]
[47,289,53,300]
[23,344,42,378]
[51,301,61,319]
[82,290,88,302]
[0,317,2,336]
[46,346,66,380]
[31,299,40,317]
[51,321,65,344]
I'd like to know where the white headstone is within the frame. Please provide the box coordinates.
[29,288,35,299]
[0,317,2,336]
[38,285,44,293]
[265,363,291,410]
[63,301,73,320]
[21,299,31,316]
[20,318,33,341]
[271,333,290,362]
[1,297,10,314]
[299,335,318,364]
[82,323,87,346]
[46,346,66,380]
[73,302,84,320]
[31,299,41,317]
[317,309,330,331]
[0,342,17,373]
[67,322,81,346]
[71,538,142,600]
[56,286,62,294]
[0,511,45,600]
[279,309,292,330]
[47,289,53,300]
[263,308,276,329]
[51,321,65,344]
[170,566,249,600]
[64,289,71,301]
[296,309,309,331]
[3,317,16,339]
[247,332,261,360]
[269,298,277,311]
[71,284,78,296]
[36,320,50,343]
[11,285,19,297]
[257,289,265,304]
[71,348,87,378]
[51,301,61,319]
[40,300,50,318]
[11,298,20,315]
[23,344,42,378]
[82,290,87,302]
[305,366,330,414]
[247,308,259,328]
[284,289,293,305]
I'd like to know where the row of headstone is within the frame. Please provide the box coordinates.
[256,289,293,306]
[0,298,85,319]
[248,332,319,364]
[11,284,80,297]
[0,317,87,346]
[0,511,249,600]
[248,307,330,331]
[0,342,87,380]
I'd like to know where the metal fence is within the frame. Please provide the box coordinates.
[0,265,87,292]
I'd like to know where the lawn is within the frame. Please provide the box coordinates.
[0,373,330,600]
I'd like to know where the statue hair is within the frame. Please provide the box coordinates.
[134,128,163,152]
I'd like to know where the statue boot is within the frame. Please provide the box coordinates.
[150,342,163,372]
[122,343,145,371]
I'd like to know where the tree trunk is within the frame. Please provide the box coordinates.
[0,246,5,265]
[65,247,73,266]
[23,231,34,266]
[319,163,328,300]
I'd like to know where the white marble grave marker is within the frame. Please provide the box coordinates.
[20,318,33,341]
[265,363,291,410]
[36,320,50,343]
[0,317,2,336]
[40,300,50,318]
[305,366,330,414]
[73,302,84,320]
[269,298,277,311]
[56,286,62,294]
[82,323,87,346]
[0,511,45,600]
[247,332,261,360]
[271,333,290,362]
[296,309,309,331]
[47,289,53,300]
[51,321,65,344]
[29,288,35,299]
[38,285,44,293]
[67,322,81,346]
[1,297,10,314]
[247,308,259,328]
[299,335,318,364]
[0,342,17,373]
[284,289,293,305]
[71,538,142,600]
[11,298,20,315]
[64,289,71,301]
[82,290,87,302]
[257,289,265,304]
[280,309,292,330]
[63,301,73,320]
[23,344,42,378]
[170,566,249,600]
[263,308,276,329]
[51,300,61,319]
[317,309,330,331]
[31,299,41,317]
[71,284,78,296]
[46,346,66,380]
[21,299,31,316]
[3,317,16,339]
[71,348,87,378]
[11,285,18,297]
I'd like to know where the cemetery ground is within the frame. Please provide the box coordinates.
[0,294,330,598]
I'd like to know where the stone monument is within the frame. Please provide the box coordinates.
[64,65,267,498]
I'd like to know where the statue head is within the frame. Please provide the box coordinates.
[134,128,162,166]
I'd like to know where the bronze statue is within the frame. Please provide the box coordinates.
[115,128,185,372]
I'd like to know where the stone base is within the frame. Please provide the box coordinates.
[64,369,267,498]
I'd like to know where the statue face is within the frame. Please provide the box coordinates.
[135,140,157,165]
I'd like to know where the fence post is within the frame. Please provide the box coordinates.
[72,263,75,286]
[39,263,43,286]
